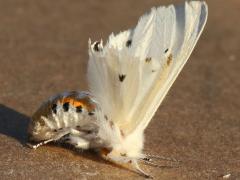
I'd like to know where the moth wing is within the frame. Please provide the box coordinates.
[87,1,208,135]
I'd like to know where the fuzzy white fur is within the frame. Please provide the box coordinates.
[87,1,208,165]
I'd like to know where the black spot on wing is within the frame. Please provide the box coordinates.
[126,40,132,47]
[93,41,101,52]
[167,54,173,66]
[63,102,69,112]
[104,115,108,121]
[109,121,114,128]
[120,129,125,137]
[76,106,82,113]
[119,74,126,82]
[145,57,152,63]
[164,48,169,53]
[120,153,127,157]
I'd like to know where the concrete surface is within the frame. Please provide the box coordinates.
[0,0,239,179]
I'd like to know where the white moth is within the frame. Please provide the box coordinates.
[28,1,208,178]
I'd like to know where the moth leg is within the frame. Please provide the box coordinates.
[63,135,90,150]
[28,138,56,149]
[28,128,82,149]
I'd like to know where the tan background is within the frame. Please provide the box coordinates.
[0,0,239,179]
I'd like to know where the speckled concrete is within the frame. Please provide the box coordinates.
[0,0,239,179]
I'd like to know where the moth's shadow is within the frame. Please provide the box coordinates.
[0,104,30,144]
[0,104,106,163]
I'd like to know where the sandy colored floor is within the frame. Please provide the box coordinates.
[0,0,239,179]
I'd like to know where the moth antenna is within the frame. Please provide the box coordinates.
[140,158,180,169]
[145,154,181,162]
[102,155,152,178]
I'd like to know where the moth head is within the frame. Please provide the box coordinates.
[100,147,132,164]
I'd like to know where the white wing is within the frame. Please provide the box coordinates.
[87,1,208,135]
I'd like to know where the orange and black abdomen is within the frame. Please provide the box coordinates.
[28,91,99,142]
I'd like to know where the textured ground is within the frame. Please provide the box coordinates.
[0,0,239,179]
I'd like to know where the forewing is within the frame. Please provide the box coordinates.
[87,1,208,135]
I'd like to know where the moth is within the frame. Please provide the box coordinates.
[27,1,208,178]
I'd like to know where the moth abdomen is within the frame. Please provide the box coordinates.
[28,91,99,143]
